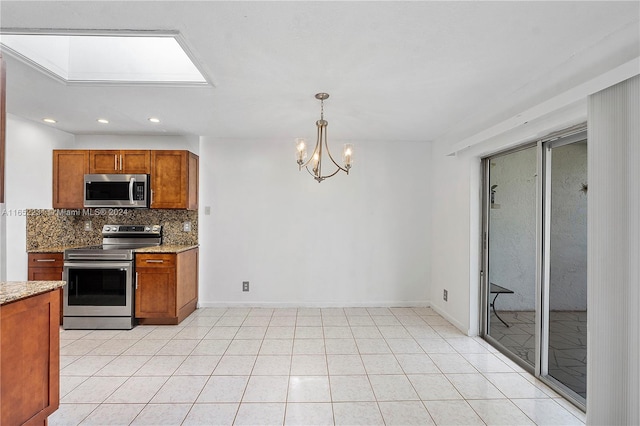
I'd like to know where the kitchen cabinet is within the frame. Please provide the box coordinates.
[53,149,198,210]
[135,248,198,325]
[89,150,150,174]
[28,253,64,325]
[52,150,89,209]
[1,288,60,426]
[151,150,198,210]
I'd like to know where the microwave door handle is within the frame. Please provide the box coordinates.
[129,177,135,205]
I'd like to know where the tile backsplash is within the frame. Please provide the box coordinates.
[26,209,198,250]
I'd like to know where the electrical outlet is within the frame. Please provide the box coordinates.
[183,221,191,232]
[443,289,448,301]
[84,220,92,231]
[242,281,250,292]
[204,206,211,215]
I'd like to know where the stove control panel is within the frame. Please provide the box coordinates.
[102,225,161,234]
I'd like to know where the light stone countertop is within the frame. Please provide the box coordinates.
[27,245,84,253]
[134,244,199,254]
[0,281,66,305]
[27,244,199,254]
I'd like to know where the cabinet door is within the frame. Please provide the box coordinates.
[151,151,189,209]
[28,253,64,324]
[135,268,176,318]
[135,254,177,319]
[1,290,60,426]
[53,150,89,209]
[122,150,150,174]
[89,150,120,174]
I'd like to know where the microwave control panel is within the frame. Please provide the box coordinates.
[134,182,146,200]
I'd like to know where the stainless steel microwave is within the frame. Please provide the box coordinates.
[84,174,149,208]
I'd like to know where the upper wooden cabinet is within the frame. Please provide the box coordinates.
[52,149,197,210]
[53,150,89,209]
[151,150,199,210]
[89,150,150,174]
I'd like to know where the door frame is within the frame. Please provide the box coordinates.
[479,125,587,411]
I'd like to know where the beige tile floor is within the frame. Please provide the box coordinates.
[489,310,587,398]
[51,307,586,425]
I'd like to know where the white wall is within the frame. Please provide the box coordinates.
[429,145,480,334]
[198,137,431,307]
[4,115,75,280]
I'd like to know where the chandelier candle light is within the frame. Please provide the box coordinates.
[296,93,353,182]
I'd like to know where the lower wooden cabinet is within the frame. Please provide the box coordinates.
[1,289,60,426]
[28,253,64,325]
[135,248,198,325]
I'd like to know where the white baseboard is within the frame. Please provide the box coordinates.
[429,303,474,336]
[197,300,431,309]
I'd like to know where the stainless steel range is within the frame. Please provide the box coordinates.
[63,224,162,330]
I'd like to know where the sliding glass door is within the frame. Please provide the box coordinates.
[544,137,588,399]
[484,145,538,368]
[482,129,587,408]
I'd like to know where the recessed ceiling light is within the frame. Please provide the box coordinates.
[148,117,160,123]
[43,118,57,124]
[97,118,109,124]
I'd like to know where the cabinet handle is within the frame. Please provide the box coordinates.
[114,154,118,170]
[35,259,56,262]
[145,259,164,263]
[135,272,138,289]
[120,154,123,171]
[150,189,154,207]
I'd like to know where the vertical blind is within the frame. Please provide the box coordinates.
[587,74,639,424]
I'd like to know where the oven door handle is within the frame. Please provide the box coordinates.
[129,177,135,205]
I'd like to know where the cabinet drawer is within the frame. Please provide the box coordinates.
[28,253,64,268]
[136,254,176,268]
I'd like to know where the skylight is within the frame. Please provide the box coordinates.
[0,32,208,85]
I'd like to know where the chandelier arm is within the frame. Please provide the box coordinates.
[319,166,343,180]
[322,126,349,173]
[304,164,342,182]
[316,122,324,178]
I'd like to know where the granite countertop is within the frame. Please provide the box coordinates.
[134,244,199,254]
[28,245,83,253]
[0,281,66,305]
[28,244,199,254]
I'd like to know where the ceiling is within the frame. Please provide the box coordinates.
[1,1,639,146]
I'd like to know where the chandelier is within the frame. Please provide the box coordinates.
[295,93,353,183]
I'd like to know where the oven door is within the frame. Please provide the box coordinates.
[63,261,133,317]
